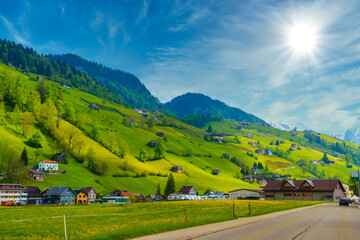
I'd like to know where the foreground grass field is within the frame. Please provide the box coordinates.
[0,200,323,240]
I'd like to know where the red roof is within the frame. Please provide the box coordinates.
[264,179,344,192]
[41,160,58,164]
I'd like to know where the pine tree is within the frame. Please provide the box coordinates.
[164,173,175,196]
[322,153,329,164]
[156,183,161,195]
[253,162,258,169]
[20,147,29,166]
[258,162,264,169]
[275,140,279,145]
[207,125,213,133]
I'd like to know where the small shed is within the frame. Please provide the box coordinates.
[88,104,99,111]
[156,132,164,137]
[221,153,229,159]
[171,166,182,173]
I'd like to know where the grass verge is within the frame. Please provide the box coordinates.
[0,200,323,240]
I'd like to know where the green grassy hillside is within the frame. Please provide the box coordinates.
[0,63,356,196]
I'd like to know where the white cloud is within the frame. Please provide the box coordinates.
[135,0,149,24]
[90,12,105,31]
[0,15,30,45]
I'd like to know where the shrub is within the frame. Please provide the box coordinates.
[25,131,43,148]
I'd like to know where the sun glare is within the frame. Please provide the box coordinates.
[288,24,318,54]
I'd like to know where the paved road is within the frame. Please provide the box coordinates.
[135,203,360,240]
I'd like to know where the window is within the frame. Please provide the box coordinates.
[294,193,302,197]
[303,193,312,197]
[283,193,292,197]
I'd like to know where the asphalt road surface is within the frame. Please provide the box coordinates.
[136,203,360,240]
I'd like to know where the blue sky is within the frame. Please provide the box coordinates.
[1,0,360,135]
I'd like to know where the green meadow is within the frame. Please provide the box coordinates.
[0,200,322,240]
[0,62,357,197]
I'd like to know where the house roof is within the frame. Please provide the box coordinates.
[229,188,263,193]
[29,169,44,175]
[41,160,58,164]
[74,190,87,195]
[179,186,195,194]
[45,187,75,196]
[26,186,40,194]
[81,187,97,195]
[264,179,345,192]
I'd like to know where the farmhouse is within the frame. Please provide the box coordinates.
[310,160,318,164]
[289,147,295,151]
[171,166,182,173]
[179,186,197,195]
[134,108,143,114]
[297,147,302,150]
[242,175,254,182]
[26,186,43,205]
[53,153,67,163]
[254,149,263,154]
[29,169,44,181]
[144,195,164,202]
[264,149,272,156]
[328,160,335,165]
[156,132,164,137]
[81,187,97,202]
[280,141,285,144]
[88,103,99,111]
[229,189,263,200]
[44,187,76,205]
[269,142,275,146]
[221,153,229,159]
[212,169,221,175]
[39,160,58,171]
[291,144,296,148]
[74,190,89,204]
[264,179,345,201]
[0,184,27,206]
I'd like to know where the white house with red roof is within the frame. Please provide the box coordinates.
[39,160,58,171]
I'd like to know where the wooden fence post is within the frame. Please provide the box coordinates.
[233,203,235,217]
[64,215,67,240]
[248,203,251,215]
[183,208,188,223]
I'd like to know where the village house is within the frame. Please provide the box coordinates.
[151,116,159,121]
[248,141,255,147]
[142,110,150,116]
[347,165,353,169]
[81,187,97,202]
[221,153,230,159]
[29,169,44,181]
[134,108,143,114]
[280,141,285,144]
[104,190,132,204]
[61,83,71,89]
[263,179,345,201]
[242,175,254,182]
[44,187,76,205]
[74,190,89,204]
[0,184,27,206]
[53,153,67,163]
[245,133,252,138]
[264,149,272,156]
[291,144,296,148]
[156,132,164,137]
[144,194,164,202]
[129,120,135,126]
[328,160,335,165]
[212,169,221,175]
[88,103,99,111]
[179,186,197,195]
[260,182,268,188]
[229,189,263,200]
[297,147,302,150]
[289,147,295,151]
[171,166,183,173]
[254,149,263,154]
[26,186,43,205]
[134,193,145,202]
[269,142,275,146]
[39,160,58,171]
[317,160,324,164]
[310,160,318,164]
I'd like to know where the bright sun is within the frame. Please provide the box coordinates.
[288,24,318,53]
